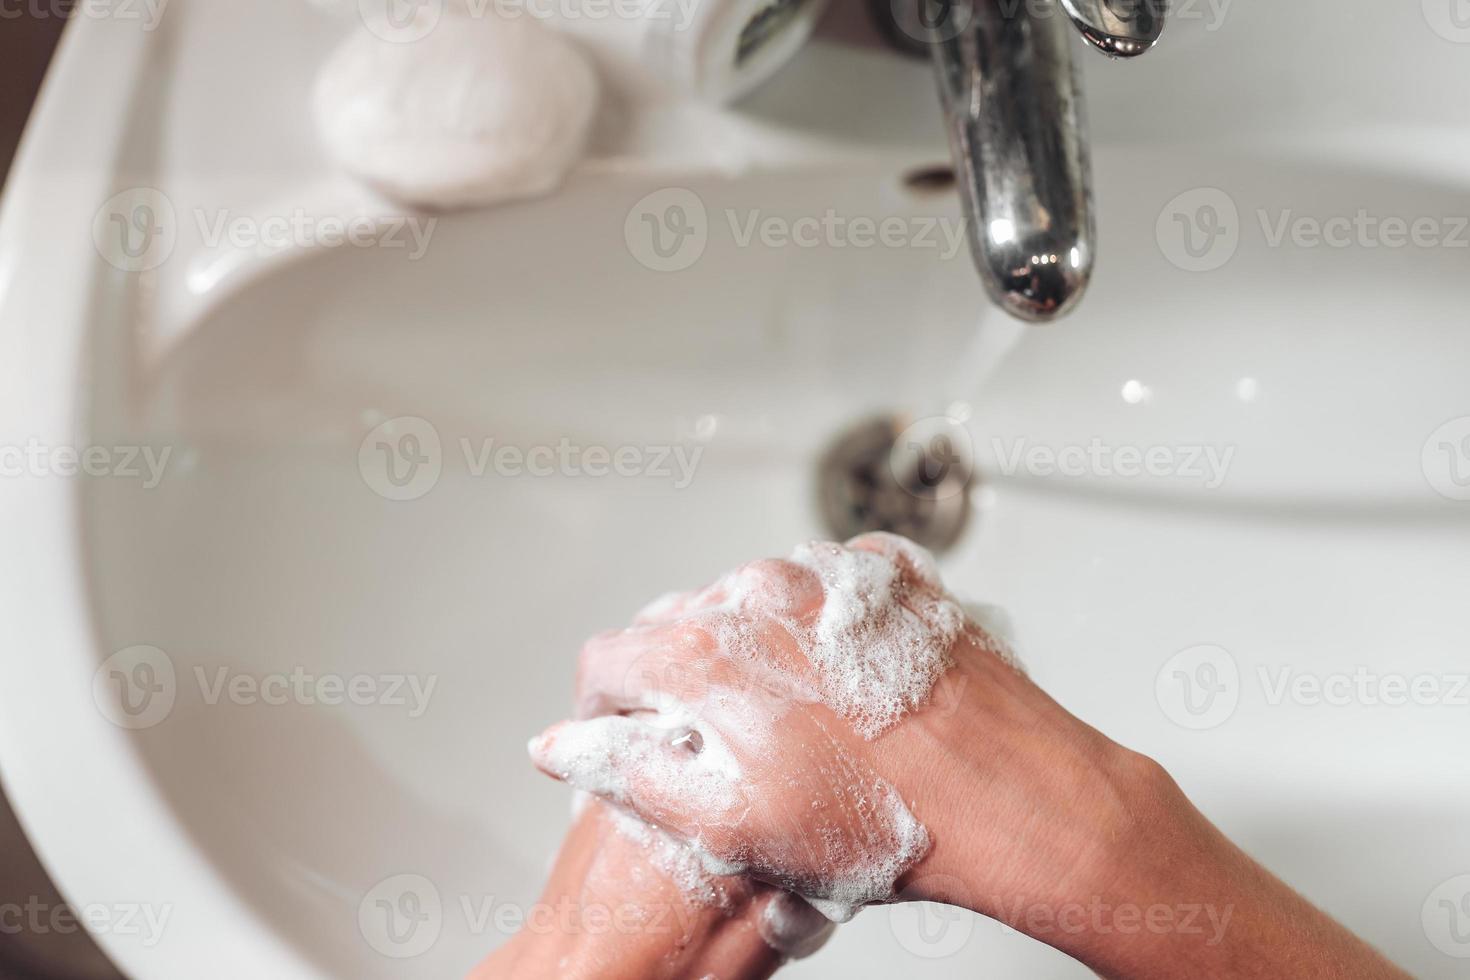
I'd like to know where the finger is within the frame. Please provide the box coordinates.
[528,715,748,852]
[635,558,823,626]
[573,624,717,720]
[633,582,727,625]
[842,534,967,657]
[724,559,823,619]
[755,892,836,961]
[844,532,944,591]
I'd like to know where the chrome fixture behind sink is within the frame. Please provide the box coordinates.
[881,0,1164,322]
[817,415,973,554]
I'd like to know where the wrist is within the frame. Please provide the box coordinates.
[472,802,784,980]
[881,638,1190,917]
[882,636,1280,976]
[493,904,780,980]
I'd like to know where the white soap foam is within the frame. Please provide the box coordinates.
[530,707,746,822]
[535,535,985,923]
[792,773,931,923]
[532,698,929,922]
[784,535,965,739]
[604,808,747,910]
[679,533,968,740]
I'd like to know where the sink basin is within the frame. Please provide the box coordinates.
[1,2,1468,978]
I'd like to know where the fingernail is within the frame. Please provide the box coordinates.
[526,727,557,767]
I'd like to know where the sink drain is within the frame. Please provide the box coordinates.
[816,415,975,554]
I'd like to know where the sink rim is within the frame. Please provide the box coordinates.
[3,3,1470,978]
[0,12,328,980]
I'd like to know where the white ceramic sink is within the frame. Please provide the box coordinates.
[2,2,1469,978]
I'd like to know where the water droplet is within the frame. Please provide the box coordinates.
[671,729,703,754]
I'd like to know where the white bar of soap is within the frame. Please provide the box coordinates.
[313,8,600,210]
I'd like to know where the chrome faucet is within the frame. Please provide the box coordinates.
[879,1,1164,322]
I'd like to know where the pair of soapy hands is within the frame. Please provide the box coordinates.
[496,533,1413,980]
[526,532,1009,918]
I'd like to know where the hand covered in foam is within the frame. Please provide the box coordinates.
[530,533,1013,922]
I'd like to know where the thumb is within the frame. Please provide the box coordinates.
[528,714,748,849]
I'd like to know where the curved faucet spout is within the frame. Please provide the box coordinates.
[1059,0,1167,58]
[929,0,1096,323]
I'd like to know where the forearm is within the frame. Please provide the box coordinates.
[470,803,784,980]
[886,644,1407,979]
[1056,764,1407,980]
